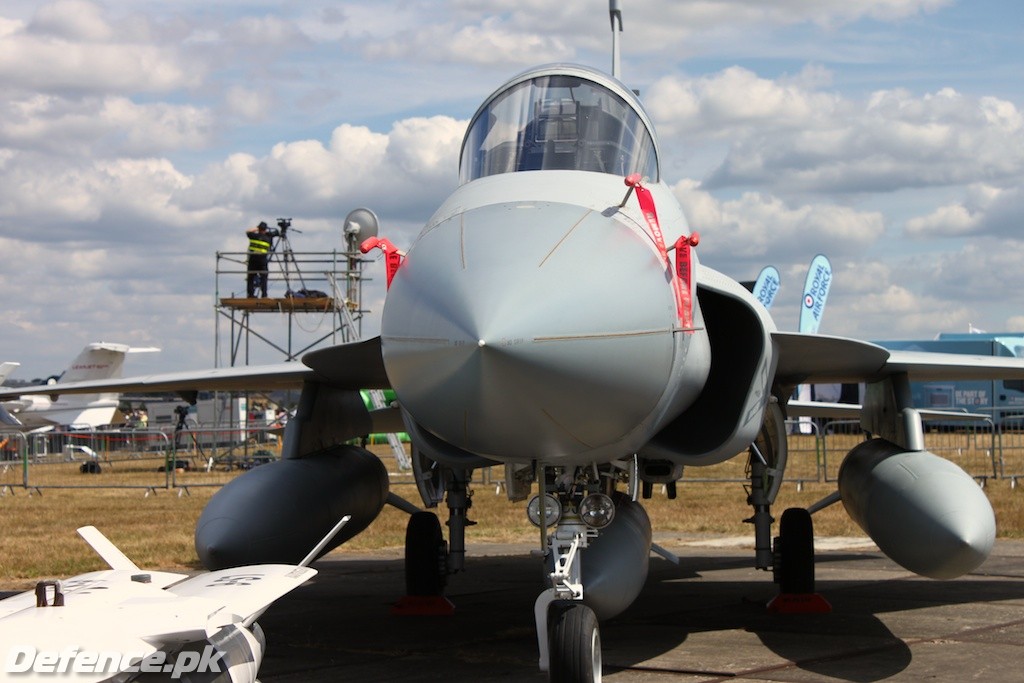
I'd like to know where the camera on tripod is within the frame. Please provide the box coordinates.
[275,218,291,235]
[173,404,191,430]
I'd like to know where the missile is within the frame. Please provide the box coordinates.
[838,438,995,579]
[196,445,389,569]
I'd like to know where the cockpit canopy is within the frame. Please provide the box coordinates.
[459,66,659,184]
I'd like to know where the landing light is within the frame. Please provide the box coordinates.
[579,493,616,529]
[526,494,562,528]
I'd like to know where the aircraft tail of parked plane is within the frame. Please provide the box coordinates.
[0,362,19,386]
[0,343,159,430]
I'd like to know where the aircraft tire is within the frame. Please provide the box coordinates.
[404,511,447,596]
[775,507,815,594]
[548,601,601,683]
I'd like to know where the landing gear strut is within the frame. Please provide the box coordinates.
[745,399,830,612]
[532,463,629,683]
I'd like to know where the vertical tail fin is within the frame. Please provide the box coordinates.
[58,343,160,383]
[0,362,20,385]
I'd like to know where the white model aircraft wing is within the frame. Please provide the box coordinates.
[773,332,1024,385]
[0,568,190,621]
[0,526,324,680]
[167,565,317,629]
[0,337,390,400]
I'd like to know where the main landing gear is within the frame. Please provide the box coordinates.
[747,400,829,612]
[394,466,474,615]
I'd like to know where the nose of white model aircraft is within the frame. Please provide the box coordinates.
[380,200,685,463]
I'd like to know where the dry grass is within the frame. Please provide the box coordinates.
[2,439,1024,590]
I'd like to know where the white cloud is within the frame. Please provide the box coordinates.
[905,185,1024,239]
[223,86,275,122]
[647,67,842,139]
[671,178,884,260]
[692,82,1024,195]
[179,116,465,220]
[454,0,951,38]
[904,202,978,237]
[0,95,212,156]
[0,4,201,95]
[28,0,111,42]
[841,282,971,338]
[225,14,309,47]
[909,241,1024,304]
[365,17,573,65]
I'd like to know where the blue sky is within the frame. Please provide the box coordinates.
[1,0,1022,379]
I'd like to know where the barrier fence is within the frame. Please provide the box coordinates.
[0,422,415,495]
[3,410,1024,494]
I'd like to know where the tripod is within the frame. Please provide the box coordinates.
[268,218,310,296]
[172,405,204,464]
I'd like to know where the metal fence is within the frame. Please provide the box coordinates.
[0,422,413,495]
[4,410,1024,494]
[1,428,173,494]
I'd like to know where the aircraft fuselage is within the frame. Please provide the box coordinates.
[381,170,711,465]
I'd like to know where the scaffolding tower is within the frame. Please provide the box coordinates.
[214,247,369,367]
[210,212,411,469]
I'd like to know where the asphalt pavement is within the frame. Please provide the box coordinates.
[256,535,1024,682]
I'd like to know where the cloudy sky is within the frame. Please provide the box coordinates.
[1,0,1022,380]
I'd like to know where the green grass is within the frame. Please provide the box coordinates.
[2,440,1023,590]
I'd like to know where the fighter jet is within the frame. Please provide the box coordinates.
[5,6,1024,683]
[1,343,159,430]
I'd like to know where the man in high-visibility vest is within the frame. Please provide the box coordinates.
[245,221,277,297]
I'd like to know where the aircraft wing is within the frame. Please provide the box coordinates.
[167,565,318,628]
[0,403,22,426]
[787,400,990,422]
[0,337,389,400]
[773,332,1024,385]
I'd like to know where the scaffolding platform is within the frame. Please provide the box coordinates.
[219,297,339,313]
[215,247,370,365]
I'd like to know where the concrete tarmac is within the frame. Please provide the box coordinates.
[257,535,1024,682]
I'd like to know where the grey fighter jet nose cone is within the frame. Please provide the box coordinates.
[381,200,679,463]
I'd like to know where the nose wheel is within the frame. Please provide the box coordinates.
[548,600,602,683]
